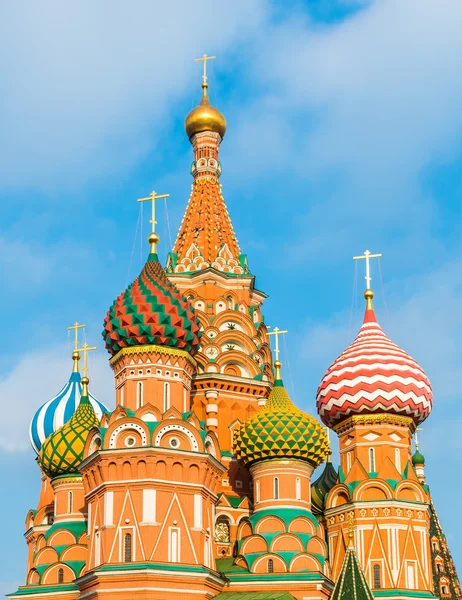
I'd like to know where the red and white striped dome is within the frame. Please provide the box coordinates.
[316,301,432,428]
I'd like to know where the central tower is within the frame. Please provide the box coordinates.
[166,58,273,508]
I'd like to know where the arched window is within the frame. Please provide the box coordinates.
[295,477,301,500]
[274,477,279,499]
[373,564,381,588]
[136,382,143,409]
[346,451,352,472]
[57,568,64,584]
[68,491,73,514]
[268,558,274,573]
[214,516,230,543]
[164,382,170,412]
[395,448,401,473]
[369,447,376,472]
[124,532,132,562]
[255,480,260,503]
[227,296,233,309]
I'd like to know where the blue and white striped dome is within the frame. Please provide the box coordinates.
[29,370,108,454]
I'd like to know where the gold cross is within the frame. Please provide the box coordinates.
[68,322,85,351]
[268,327,288,362]
[194,53,216,84]
[138,191,170,236]
[353,249,382,290]
[76,343,97,378]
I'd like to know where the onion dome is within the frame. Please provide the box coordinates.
[39,378,99,478]
[102,248,201,357]
[29,351,107,454]
[233,360,330,468]
[311,458,338,516]
[412,448,425,466]
[316,290,433,429]
[185,82,226,140]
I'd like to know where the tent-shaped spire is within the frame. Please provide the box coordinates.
[332,545,374,600]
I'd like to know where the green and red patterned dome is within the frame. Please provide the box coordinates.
[103,252,201,356]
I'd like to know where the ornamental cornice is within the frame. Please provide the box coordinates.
[333,413,415,435]
[109,344,197,368]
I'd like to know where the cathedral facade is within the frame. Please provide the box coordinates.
[10,67,460,600]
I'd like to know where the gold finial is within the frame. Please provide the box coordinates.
[68,322,86,372]
[76,343,97,396]
[194,53,216,91]
[268,327,288,380]
[137,191,170,253]
[353,249,382,308]
[348,510,355,548]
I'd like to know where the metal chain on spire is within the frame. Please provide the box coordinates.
[377,257,389,326]
[349,260,358,341]
[125,203,142,289]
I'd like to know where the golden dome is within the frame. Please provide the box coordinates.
[185,83,226,140]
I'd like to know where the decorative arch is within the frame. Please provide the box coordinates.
[241,535,268,555]
[237,518,252,539]
[270,533,304,553]
[108,421,148,449]
[41,563,75,585]
[354,480,393,502]
[307,536,326,556]
[48,529,76,547]
[153,422,201,452]
[35,546,58,566]
[290,553,322,573]
[252,553,287,574]
[395,481,425,502]
[288,516,317,535]
[255,515,285,534]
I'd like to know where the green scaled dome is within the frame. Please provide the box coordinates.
[39,392,99,479]
[233,375,330,468]
[412,449,425,465]
[103,253,201,356]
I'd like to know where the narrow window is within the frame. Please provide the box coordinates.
[346,451,352,472]
[274,477,279,499]
[369,447,376,472]
[373,564,381,588]
[268,558,274,573]
[442,586,448,595]
[68,491,73,514]
[395,448,401,473]
[57,568,64,584]
[407,564,415,589]
[255,480,260,503]
[137,382,143,409]
[437,563,443,573]
[95,531,101,566]
[169,528,180,562]
[120,386,124,407]
[295,477,301,500]
[124,532,132,562]
[164,382,170,412]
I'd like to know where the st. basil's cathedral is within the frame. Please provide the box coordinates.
[9,59,461,600]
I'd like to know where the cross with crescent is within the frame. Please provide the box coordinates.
[137,191,170,235]
[268,326,288,362]
[76,343,97,378]
[68,322,85,352]
[353,249,382,290]
[194,53,216,84]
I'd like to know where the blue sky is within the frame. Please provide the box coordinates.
[1,0,461,595]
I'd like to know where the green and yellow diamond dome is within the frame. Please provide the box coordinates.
[39,380,99,479]
[233,362,330,468]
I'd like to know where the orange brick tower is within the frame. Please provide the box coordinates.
[165,57,273,524]
[316,252,437,598]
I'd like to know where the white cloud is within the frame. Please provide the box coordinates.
[0,0,268,190]
[0,348,113,453]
